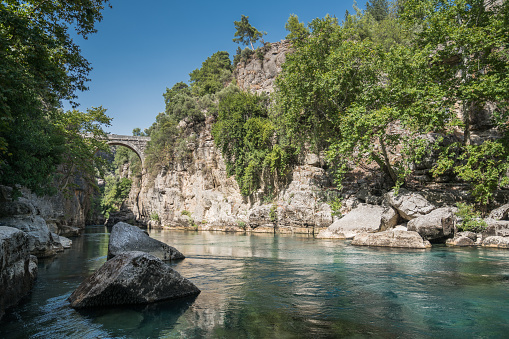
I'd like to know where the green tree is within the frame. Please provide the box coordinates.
[366,0,390,21]
[233,15,266,50]
[189,52,232,96]
[284,14,309,42]
[212,92,294,195]
[0,0,111,194]
[400,0,509,204]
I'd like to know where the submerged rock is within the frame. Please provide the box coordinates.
[107,222,184,261]
[0,226,38,320]
[351,230,432,249]
[68,251,200,308]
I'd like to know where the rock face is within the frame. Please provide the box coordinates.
[0,198,57,257]
[235,40,291,95]
[68,251,200,308]
[0,226,38,320]
[385,189,436,220]
[488,204,509,220]
[316,204,385,239]
[107,222,184,261]
[407,207,456,242]
[351,230,432,249]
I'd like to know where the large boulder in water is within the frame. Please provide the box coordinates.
[351,230,432,249]
[316,204,387,239]
[0,226,38,320]
[107,222,184,261]
[68,251,200,308]
[407,207,456,242]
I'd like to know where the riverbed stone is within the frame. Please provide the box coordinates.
[68,251,200,308]
[385,189,436,220]
[0,226,38,320]
[407,207,456,242]
[316,204,384,239]
[351,230,432,249]
[446,235,475,247]
[482,236,509,248]
[107,222,184,261]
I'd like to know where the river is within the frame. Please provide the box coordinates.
[1,226,509,338]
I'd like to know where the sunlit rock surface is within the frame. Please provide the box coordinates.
[68,251,200,308]
[107,222,184,261]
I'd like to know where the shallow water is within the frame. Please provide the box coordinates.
[1,226,509,338]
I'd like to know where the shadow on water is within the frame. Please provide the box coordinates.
[76,295,198,338]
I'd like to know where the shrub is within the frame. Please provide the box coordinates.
[150,212,160,221]
[455,203,488,233]
[181,210,191,217]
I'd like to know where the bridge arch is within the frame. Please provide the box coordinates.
[105,134,150,166]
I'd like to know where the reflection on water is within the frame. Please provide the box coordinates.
[1,227,509,338]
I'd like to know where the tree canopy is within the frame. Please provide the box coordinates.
[233,15,266,50]
[0,0,111,195]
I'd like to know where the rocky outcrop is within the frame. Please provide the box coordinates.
[235,40,291,95]
[407,207,456,242]
[0,197,57,257]
[351,230,432,249]
[385,189,436,220]
[316,204,385,239]
[0,226,38,320]
[68,251,200,308]
[446,234,476,247]
[482,236,509,248]
[107,222,184,261]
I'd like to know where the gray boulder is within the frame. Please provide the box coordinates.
[0,214,56,257]
[482,236,509,248]
[446,236,475,247]
[488,204,509,220]
[385,189,436,220]
[316,204,384,239]
[108,222,184,261]
[0,226,38,320]
[407,207,456,241]
[68,251,200,308]
[483,219,509,237]
[351,230,432,249]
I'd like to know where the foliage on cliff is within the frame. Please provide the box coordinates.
[212,92,295,195]
[0,0,112,195]
[275,0,509,205]
[144,51,237,171]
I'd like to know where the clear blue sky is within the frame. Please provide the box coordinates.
[67,0,363,135]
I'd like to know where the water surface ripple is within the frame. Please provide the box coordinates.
[1,226,509,338]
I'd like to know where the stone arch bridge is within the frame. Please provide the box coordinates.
[104,134,151,164]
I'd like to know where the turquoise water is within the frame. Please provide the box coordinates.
[1,226,509,338]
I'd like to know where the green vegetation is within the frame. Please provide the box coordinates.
[285,14,309,42]
[101,177,132,219]
[212,91,296,195]
[0,1,111,196]
[233,15,266,50]
[269,204,278,223]
[237,221,247,230]
[181,210,191,217]
[150,212,160,221]
[455,203,488,233]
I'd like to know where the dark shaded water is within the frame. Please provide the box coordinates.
[1,226,509,338]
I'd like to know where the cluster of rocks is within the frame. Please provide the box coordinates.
[68,222,199,308]
[0,187,77,320]
[317,188,509,249]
